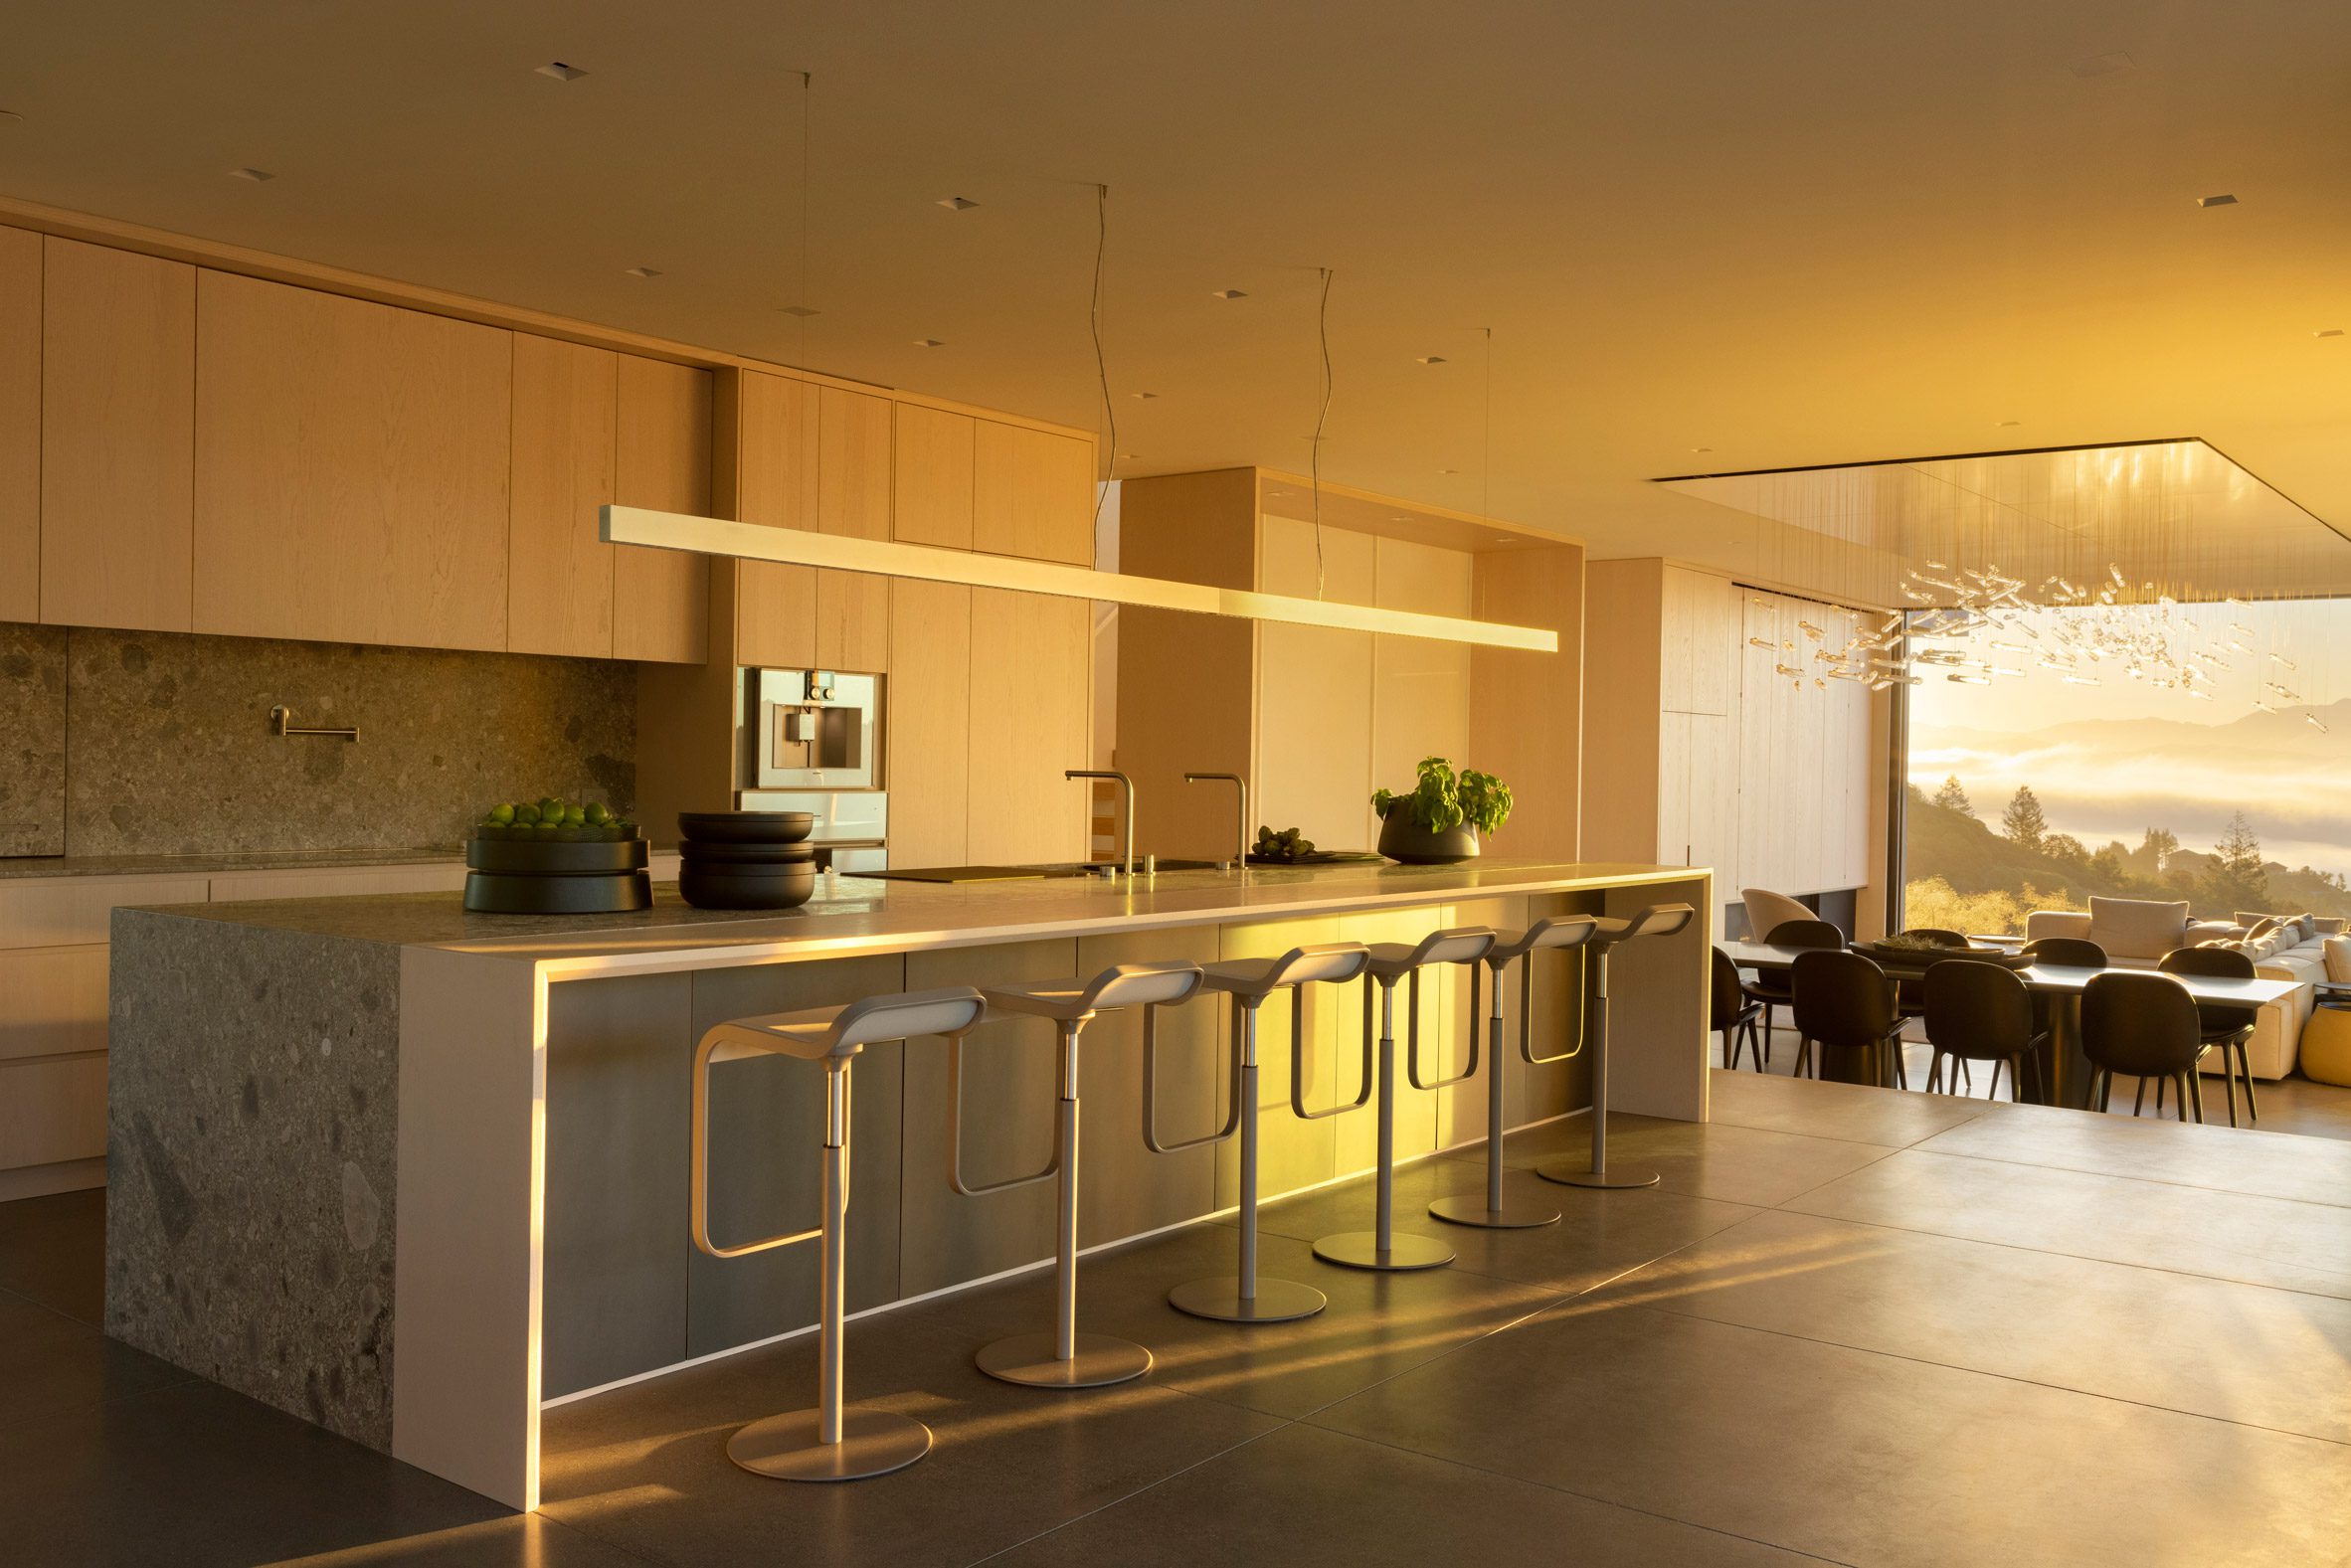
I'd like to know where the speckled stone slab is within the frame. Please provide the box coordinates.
[104,908,403,1450]
[0,621,67,856]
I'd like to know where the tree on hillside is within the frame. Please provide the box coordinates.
[1932,776,1974,817]
[2089,842,2128,881]
[2001,785,2048,852]
[2138,827,2179,875]
[2043,832,2087,865]
[2202,812,2269,913]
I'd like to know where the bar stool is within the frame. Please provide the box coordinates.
[691,985,989,1482]
[1535,903,1696,1191]
[1167,943,1371,1322]
[1313,926,1497,1271]
[1429,913,1599,1229]
[961,960,1205,1387]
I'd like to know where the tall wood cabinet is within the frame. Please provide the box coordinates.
[612,358,712,662]
[507,336,619,658]
[0,227,34,625]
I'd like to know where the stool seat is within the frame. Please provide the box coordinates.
[1199,944,1370,999]
[1590,906,1695,946]
[705,986,989,1063]
[1364,927,1497,978]
[983,961,1202,1021]
[1488,913,1599,964]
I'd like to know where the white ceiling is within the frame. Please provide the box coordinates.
[6,2,2350,590]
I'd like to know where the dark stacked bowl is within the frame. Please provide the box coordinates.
[463,832,651,914]
[676,811,818,910]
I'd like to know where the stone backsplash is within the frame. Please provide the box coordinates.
[0,623,637,859]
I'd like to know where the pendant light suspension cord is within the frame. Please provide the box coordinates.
[1311,266,1334,599]
[797,72,812,365]
[1479,325,1493,524]
[1090,183,1114,537]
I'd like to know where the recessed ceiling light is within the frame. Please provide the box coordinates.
[230,167,273,183]
[535,62,588,83]
[1211,288,1248,300]
[913,338,944,348]
[2072,52,2133,78]
[1690,446,1713,454]
[1996,420,2021,428]
[779,304,819,317]
[1438,468,1460,475]
[2197,193,2239,208]
[937,196,978,211]
[1119,451,1142,458]
[1132,391,1158,400]
[2318,328,2344,338]
[1414,355,1448,366]
[623,265,661,279]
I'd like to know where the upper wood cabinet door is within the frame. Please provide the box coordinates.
[726,369,817,669]
[40,239,197,633]
[887,578,971,868]
[507,334,618,658]
[891,403,973,549]
[0,227,36,625]
[193,271,511,650]
[966,588,1090,864]
[974,421,1094,566]
[612,356,711,664]
[814,386,891,673]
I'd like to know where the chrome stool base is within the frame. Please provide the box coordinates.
[976,1330,1153,1388]
[1535,1158,1660,1190]
[1427,1192,1559,1229]
[1312,1230,1454,1271]
[1168,1275,1327,1323]
[726,1407,933,1482]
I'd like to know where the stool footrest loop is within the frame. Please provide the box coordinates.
[1292,979,1374,1121]
[1521,948,1590,1066]
[947,1021,1061,1198]
[691,1033,836,1259]
[1404,962,1483,1091]
[1142,999,1243,1154]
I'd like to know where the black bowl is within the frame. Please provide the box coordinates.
[466,837,648,875]
[678,861,816,911]
[678,810,815,845]
[677,839,817,865]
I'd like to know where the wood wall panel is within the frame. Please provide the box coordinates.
[1370,537,1474,851]
[0,1054,106,1169]
[0,946,108,1063]
[890,403,973,549]
[886,579,972,868]
[192,271,511,649]
[1661,564,1736,715]
[966,589,1089,864]
[1573,558,1666,862]
[973,420,1092,566]
[1470,543,1586,864]
[505,335,616,658]
[0,227,40,623]
[814,386,891,672]
[40,238,195,632]
[1254,518,1375,849]
[727,369,818,669]
[612,357,712,663]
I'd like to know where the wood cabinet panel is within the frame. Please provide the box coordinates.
[0,875,211,949]
[891,403,973,549]
[886,579,971,868]
[0,946,108,1063]
[613,357,712,663]
[728,370,818,669]
[814,387,891,672]
[206,863,468,903]
[40,238,196,632]
[0,1054,106,1170]
[0,226,37,623]
[1662,565,1736,715]
[974,420,1093,566]
[1255,518,1374,849]
[193,271,512,649]
[966,589,1089,864]
[507,335,617,658]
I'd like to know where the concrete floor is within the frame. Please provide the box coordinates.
[6,1067,2351,1565]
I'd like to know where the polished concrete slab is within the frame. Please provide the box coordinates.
[8,1067,2351,1567]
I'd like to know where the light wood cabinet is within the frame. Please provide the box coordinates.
[892,403,974,549]
[974,420,1093,566]
[967,589,1090,863]
[613,356,712,663]
[887,579,972,867]
[193,270,512,649]
[0,226,37,624]
[814,387,891,672]
[727,369,818,669]
[507,335,618,658]
[40,238,196,632]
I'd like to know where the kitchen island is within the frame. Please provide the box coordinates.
[103,858,1711,1509]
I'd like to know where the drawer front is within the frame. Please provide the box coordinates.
[0,946,108,1063]
[0,1054,107,1170]
[0,876,212,949]
[207,863,467,902]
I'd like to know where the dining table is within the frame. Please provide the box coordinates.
[1718,939,2305,1108]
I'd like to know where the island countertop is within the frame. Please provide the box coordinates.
[124,857,1708,969]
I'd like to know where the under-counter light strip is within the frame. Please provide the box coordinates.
[600,506,1559,651]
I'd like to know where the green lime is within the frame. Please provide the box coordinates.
[488,802,516,825]
[533,820,562,839]
[584,801,611,826]
[515,803,541,825]
[563,803,586,827]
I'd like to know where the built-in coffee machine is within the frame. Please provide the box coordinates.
[736,668,888,872]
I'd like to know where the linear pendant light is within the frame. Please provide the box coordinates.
[601,506,1559,651]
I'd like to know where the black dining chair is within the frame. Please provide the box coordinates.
[1741,919,1845,1070]
[2021,935,2107,1042]
[1790,949,1907,1088]
[1900,927,1969,948]
[1921,959,2046,1102]
[1713,946,1766,1071]
[2158,947,2260,1128]
[1893,928,1975,1086]
[2079,971,2208,1122]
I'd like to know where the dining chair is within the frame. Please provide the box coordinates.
[1741,919,1845,1073]
[1894,928,1974,1086]
[2157,947,2260,1128]
[1713,946,1766,1071]
[1790,949,1906,1088]
[2079,971,2208,1122]
[2022,935,2107,1041]
[1920,958,2046,1101]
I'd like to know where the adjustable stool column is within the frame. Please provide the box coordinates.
[1167,943,1371,1323]
[1314,926,1497,1271]
[961,960,1205,1387]
[1429,913,1598,1229]
[692,985,988,1482]
[1535,903,1697,1192]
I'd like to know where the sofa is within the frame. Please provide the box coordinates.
[2022,897,2341,1081]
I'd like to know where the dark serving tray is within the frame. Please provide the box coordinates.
[1243,850,1385,867]
[1854,941,2035,969]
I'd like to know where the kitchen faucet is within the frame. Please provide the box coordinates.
[1183,772,1249,873]
[1065,769,1134,880]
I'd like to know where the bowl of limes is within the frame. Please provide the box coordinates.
[464,796,650,912]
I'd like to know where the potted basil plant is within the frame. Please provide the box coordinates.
[1371,756,1514,865]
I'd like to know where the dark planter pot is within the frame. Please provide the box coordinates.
[1376,803,1482,865]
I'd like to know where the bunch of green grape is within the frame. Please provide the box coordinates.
[1252,824,1316,863]
[473,796,639,842]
